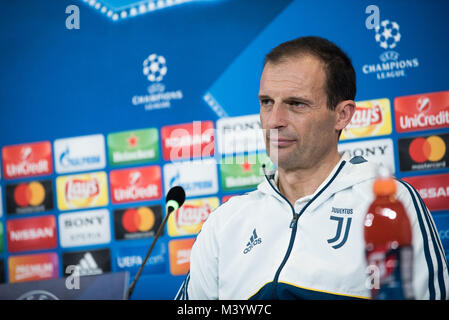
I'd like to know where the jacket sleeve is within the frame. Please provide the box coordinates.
[396,179,449,300]
[174,211,219,300]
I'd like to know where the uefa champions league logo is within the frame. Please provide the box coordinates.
[143,54,167,82]
[374,20,401,50]
[131,53,183,111]
[362,11,419,80]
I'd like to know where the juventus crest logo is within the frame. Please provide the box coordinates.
[327,215,352,249]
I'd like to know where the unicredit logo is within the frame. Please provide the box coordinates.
[417,96,431,113]
[399,111,449,130]
[165,133,213,148]
[6,160,49,178]
[161,121,215,161]
[395,90,449,133]
[114,185,159,202]
[114,171,158,201]
[409,136,446,163]
[2,142,52,179]
[109,166,162,204]
[128,171,141,185]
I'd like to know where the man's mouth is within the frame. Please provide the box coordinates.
[268,138,296,147]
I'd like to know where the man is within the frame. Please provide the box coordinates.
[175,36,449,299]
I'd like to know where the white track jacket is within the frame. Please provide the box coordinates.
[175,152,449,300]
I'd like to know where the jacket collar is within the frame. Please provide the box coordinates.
[258,151,378,212]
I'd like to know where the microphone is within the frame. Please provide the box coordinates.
[126,186,186,300]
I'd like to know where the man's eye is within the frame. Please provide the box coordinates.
[260,99,273,106]
[288,101,306,107]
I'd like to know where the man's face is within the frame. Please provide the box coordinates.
[259,54,339,171]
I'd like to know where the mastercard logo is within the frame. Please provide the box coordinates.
[121,207,155,233]
[409,136,446,163]
[14,182,46,207]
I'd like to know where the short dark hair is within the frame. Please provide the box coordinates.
[264,36,356,111]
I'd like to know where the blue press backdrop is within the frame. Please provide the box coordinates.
[0,0,448,299]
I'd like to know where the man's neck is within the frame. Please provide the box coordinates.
[277,151,342,207]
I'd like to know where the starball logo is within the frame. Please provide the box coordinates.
[362,16,419,80]
[131,53,183,111]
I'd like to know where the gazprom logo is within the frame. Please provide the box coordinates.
[54,134,106,174]
[163,159,218,197]
[59,147,101,168]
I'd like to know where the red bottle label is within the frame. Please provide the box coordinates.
[366,246,414,299]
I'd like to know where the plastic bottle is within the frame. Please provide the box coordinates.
[364,166,414,300]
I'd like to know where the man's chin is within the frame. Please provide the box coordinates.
[267,153,293,169]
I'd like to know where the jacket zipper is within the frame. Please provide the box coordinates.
[263,161,347,299]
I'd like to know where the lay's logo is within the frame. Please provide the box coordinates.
[167,197,219,236]
[341,99,392,140]
[65,178,100,201]
[56,172,108,211]
[347,104,383,129]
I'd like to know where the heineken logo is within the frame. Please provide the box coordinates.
[220,153,274,191]
[107,128,159,166]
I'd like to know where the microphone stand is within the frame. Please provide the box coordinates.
[126,205,176,300]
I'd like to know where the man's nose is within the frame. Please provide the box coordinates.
[266,103,288,129]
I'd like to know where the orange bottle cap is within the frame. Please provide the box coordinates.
[373,178,397,196]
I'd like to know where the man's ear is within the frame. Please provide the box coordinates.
[335,100,356,132]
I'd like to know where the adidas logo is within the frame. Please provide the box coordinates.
[75,252,103,276]
[243,228,262,254]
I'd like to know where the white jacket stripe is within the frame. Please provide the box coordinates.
[174,272,190,300]
[398,180,448,300]
[408,181,448,300]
